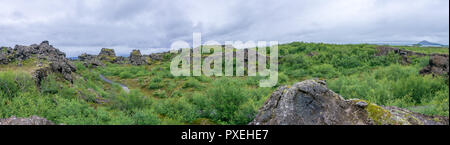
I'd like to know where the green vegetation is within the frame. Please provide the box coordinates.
[401,46,449,54]
[328,64,448,116]
[0,42,448,124]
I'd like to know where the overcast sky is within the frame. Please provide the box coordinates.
[0,0,448,57]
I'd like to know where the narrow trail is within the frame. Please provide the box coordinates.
[99,74,130,93]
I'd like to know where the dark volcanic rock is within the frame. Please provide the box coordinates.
[376,46,427,57]
[375,46,429,64]
[48,56,77,83]
[99,48,116,57]
[38,41,76,83]
[0,47,14,64]
[0,54,5,64]
[0,116,56,125]
[129,49,148,65]
[33,67,50,87]
[98,48,117,63]
[78,53,104,68]
[250,80,371,125]
[115,56,128,64]
[37,40,66,58]
[14,45,39,60]
[78,53,96,61]
[250,79,449,125]
[376,46,449,76]
[77,48,169,66]
[420,55,449,76]
[149,53,164,61]
[78,49,129,66]
[4,41,77,84]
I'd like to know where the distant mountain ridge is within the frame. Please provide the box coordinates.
[417,40,443,46]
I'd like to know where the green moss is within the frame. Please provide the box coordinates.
[192,118,216,125]
[401,46,449,54]
[20,55,38,65]
[131,50,140,56]
[366,103,393,125]
[102,48,115,52]
[100,55,116,63]
[397,112,422,125]
[433,117,441,122]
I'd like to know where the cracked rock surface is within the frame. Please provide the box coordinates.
[250,79,449,125]
[0,116,56,125]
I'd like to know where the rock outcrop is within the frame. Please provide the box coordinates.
[75,47,176,66]
[376,46,428,64]
[98,48,117,63]
[376,46,428,57]
[115,56,127,64]
[250,79,449,125]
[376,46,449,76]
[35,41,77,83]
[129,49,149,65]
[420,55,449,76]
[0,116,56,125]
[78,49,129,67]
[79,53,104,68]
[149,53,164,61]
[0,47,14,64]
[1,41,76,84]
[78,53,97,61]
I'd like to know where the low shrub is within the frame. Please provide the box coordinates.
[148,76,164,90]
[310,64,339,78]
[0,72,36,98]
[132,109,161,125]
[153,90,168,98]
[119,72,133,79]
[41,74,60,95]
[328,64,449,116]
[111,90,151,111]
[153,97,199,123]
[183,78,203,89]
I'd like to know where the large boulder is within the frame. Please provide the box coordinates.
[250,79,449,125]
[48,56,77,83]
[99,48,116,57]
[37,40,66,58]
[420,55,449,76]
[37,41,76,83]
[0,116,56,125]
[129,49,148,65]
[98,48,117,63]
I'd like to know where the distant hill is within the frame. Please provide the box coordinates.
[416,40,443,47]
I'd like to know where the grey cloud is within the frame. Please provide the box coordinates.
[0,0,448,57]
